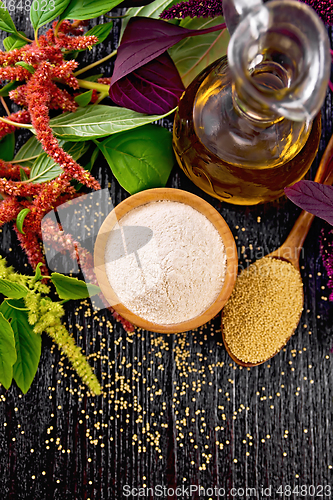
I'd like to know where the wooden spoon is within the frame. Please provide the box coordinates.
[222,134,333,367]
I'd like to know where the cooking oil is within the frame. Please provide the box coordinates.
[173,56,321,205]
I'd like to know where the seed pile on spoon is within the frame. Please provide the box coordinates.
[222,257,303,364]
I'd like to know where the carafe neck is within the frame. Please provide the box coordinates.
[225,0,330,123]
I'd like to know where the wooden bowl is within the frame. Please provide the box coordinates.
[94,188,238,333]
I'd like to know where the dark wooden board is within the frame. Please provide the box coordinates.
[0,9,333,500]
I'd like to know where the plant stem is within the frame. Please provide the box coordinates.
[94,91,109,105]
[77,80,110,93]
[104,14,128,19]
[6,155,39,164]
[34,29,40,47]
[0,96,10,116]
[320,133,333,184]
[0,117,33,130]
[73,50,117,77]
[54,20,63,38]
[17,32,33,43]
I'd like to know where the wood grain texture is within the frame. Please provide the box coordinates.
[94,188,237,333]
[0,11,332,500]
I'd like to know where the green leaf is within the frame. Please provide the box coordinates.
[0,1,18,34]
[3,32,28,51]
[169,16,229,87]
[74,90,93,107]
[0,300,41,394]
[20,167,29,181]
[0,311,16,389]
[48,105,176,141]
[84,21,113,46]
[51,273,100,300]
[0,278,28,299]
[29,152,63,182]
[98,124,174,194]
[0,81,22,97]
[60,0,123,20]
[84,145,99,172]
[14,135,44,167]
[5,298,29,311]
[15,61,35,74]
[0,133,15,161]
[29,141,90,183]
[83,74,103,82]
[30,0,71,30]
[120,0,175,40]
[16,208,30,235]
[34,262,43,281]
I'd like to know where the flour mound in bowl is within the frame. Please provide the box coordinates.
[104,200,227,325]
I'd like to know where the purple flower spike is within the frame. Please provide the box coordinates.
[160,0,223,19]
[320,227,333,301]
[299,0,333,26]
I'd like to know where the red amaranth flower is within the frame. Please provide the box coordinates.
[0,160,29,180]
[48,83,77,112]
[0,66,32,81]
[53,191,82,207]
[97,77,112,85]
[10,79,77,112]
[0,177,42,197]
[9,85,28,107]
[45,22,98,51]
[27,174,78,234]
[51,60,79,88]
[56,34,98,51]
[24,45,64,66]
[54,20,85,36]
[0,197,22,224]
[90,89,99,104]
[25,63,100,190]
[160,0,223,19]
[0,48,24,66]
[0,40,61,67]
[14,226,48,274]
[0,110,30,139]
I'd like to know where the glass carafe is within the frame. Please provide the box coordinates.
[173,0,330,205]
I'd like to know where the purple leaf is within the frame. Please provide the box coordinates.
[109,52,184,114]
[109,17,225,114]
[111,16,226,85]
[284,180,333,225]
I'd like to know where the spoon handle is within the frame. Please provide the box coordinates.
[318,134,333,184]
[273,133,333,267]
